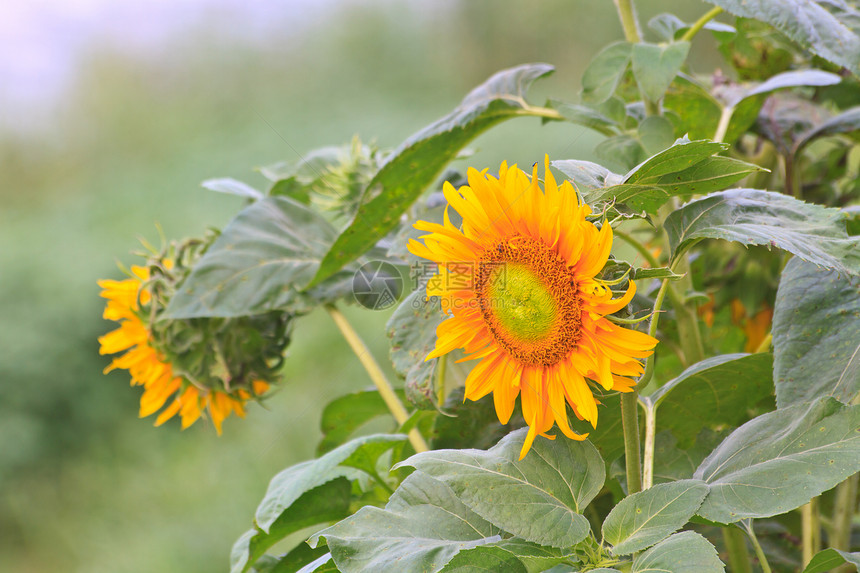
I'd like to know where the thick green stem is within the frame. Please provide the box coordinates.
[722,527,754,573]
[639,279,669,490]
[680,6,724,42]
[801,499,821,567]
[621,391,642,495]
[832,473,859,553]
[613,0,641,43]
[326,305,429,453]
[745,523,773,573]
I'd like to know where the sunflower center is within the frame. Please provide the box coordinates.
[475,236,582,366]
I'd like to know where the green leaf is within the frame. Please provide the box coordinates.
[795,106,860,154]
[318,390,405,455]
[644,353,774,448]
[651,430,725,484]
[550,160,623,191]
[549,100,621,137]
[648,13,736,42]
[802,548,860,573]
[397,427,605,548]
[311,471,501,573]
[722,69,841,144]
[695,398,860,523]
[230,478,352,573]
[308,63,554,287]
[631,531,725,573]
[596,135,646,172]
[262,543,330,573]
[603,480,708,556]
[165,196,350,318]
[439,546,528,573]
[701,0,860,74]
[638,116,676,156]
[296,553,337,573]
[586,139,761,213]
[582,42,632,104]
[773,258,860,408]
[387,286,444,410]
[256,434,407,533]
[631,42,691,103]
[202,177,264,200]
[665,189,860,275]
[663,75,722,140]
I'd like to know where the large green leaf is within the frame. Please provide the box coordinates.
[631,42,691,103]
[439,546,528,573]
[695,398,860,523]
[631,531,725,573]
[664,76,723,140]
[582,42,632,104]
[802,548,860,573]
[318,390,404,455]
[165,196,351,318]
[230,478,352,573]
[795,106,860,154]
[701,0,860,74]
[643,353,774,448]
[773,258,860,408]
[582,139,761,213]
[308,63,554,287]
[387,286,444,410]
[255,434,407,533]
[602,480,709,555]
[665,189,860,275]
[397,427,605,548]
[311,471,501,573]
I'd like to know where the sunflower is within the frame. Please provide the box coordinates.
[98,264,270,434]
[408,158,658,458]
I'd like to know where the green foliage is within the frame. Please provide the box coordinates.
[665,189,860,275]
[802,548,860,573]
[602,479,709,555]
[309,63,556,287]
[631,531,725,573]
[695,398,860,523]
[773,258,860,408]
[631,42,690,103]
[581,42,632,104]
[398,428,605,549]
[702,0,860,74]
[317,390,404,455]
[165,196,354,318]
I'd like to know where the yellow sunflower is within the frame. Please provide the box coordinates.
[98,265,269,434]
[409,158,658,458]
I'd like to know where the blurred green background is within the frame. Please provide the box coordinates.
[0,1,720,570]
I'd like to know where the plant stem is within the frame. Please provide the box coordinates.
[832,473,859,553]
[801,499,821,566]
[754,333,772,354]
[613,0,641,43]
[722,527,754,573]
[713,105,734,144]
[680,6,723,42]
[745,522,773,573]
[621,391,642,495]
[639,279,669,490]
[326,305,429,453]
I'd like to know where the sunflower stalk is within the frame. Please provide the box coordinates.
[326,304,429,453]
[744,521,773,573]
[639,278,669,490]
[801,499,822,566]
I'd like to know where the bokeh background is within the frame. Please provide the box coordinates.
[0,1,721,570]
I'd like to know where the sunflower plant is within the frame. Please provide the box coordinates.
[99,1,860,572]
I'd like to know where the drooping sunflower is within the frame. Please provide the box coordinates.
[409,158,658,458]
[99,243,288,434]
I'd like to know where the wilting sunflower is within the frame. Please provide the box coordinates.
[409,158,658,458]
[99,240,290,434]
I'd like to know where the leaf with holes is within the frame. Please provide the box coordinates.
[308,63,554,287]
[665,189,860,275]
[397,427,605,548]
[773,258,860,408]
[695,398,860,523]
